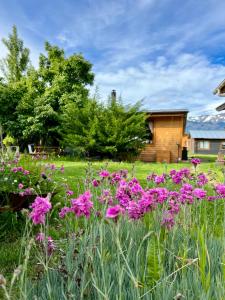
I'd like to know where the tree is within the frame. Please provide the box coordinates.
[0,25,30,82]
[62,94,148,160]
[16,42,94,146]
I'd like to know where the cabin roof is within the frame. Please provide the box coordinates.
[213,79,225,96]
[145,109,189,114]
[190,130,225,139]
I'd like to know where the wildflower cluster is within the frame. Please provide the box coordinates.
[29,159,225,235]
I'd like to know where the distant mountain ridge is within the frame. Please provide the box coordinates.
[186,113,225,131]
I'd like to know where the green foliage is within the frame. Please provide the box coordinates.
[62,95,148,160]
[0,25,30,82]
[0,30,94,146]
[3,135,15,146]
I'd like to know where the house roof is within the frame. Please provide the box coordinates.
[145,109,189,114]
[216,102,225,111]
[190,130,225,139]
[213,79,225,96]
[213,79,225,111]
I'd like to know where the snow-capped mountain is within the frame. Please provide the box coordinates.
[187,113,225,131]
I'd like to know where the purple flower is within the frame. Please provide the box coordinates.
[154,175,166,185]
[50,164,56,170]
[60,165,65,173]
[197,173,208,186]
[193,188,207,199]
[191,158,201,166]
[106,205,124,219]
[99,170,110,178]
[36,233,55,255]
[162,211,175,230]
[66,190,74,196]
[70,191,93,218]
[127,201,142,220]
[98,189,113,205]
[92,179,100,187]
[215,184,225,197]
[23,170,30,175]
[59,207,71,218]
[18,183,24,190]
[36,232,45,242]
[29,196,52,225]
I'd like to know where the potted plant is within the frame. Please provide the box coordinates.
[0,156,63,212]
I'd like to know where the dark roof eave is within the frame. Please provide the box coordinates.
[216,102,225,111]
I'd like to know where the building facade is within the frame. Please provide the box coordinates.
[188,130,225,154]
[140,110,188,163]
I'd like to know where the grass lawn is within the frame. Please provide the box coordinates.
[52,159,224,189]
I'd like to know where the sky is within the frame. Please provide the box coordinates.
[1,0,225,116]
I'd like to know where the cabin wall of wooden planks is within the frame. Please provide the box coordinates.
[139,115,185,163]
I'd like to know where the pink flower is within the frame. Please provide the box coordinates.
[197,173,208,186]
[162,211,175,230]
[36,233,55,255]
[50,164,56,170]
[23,170,30,175]
[154,175,166,185]
[36,232,45,242]
[59,207,71,218]
[60,165,65,173]
[127,201,142,220]
[193,188,207,199]
[66,190,74,196]
[191,158,201,166]
[18,183,24,189]
[99,170,110,178]
[70,191,93,218]
[106,205,124,219]
[92,179,100,187]
[215,184,225,197]
[29,196,52,225]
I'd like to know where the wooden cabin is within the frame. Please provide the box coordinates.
[139,109,189,163]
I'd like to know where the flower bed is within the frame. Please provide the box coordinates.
[1,159,225,299]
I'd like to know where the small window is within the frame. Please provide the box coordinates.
[198,141,210,150]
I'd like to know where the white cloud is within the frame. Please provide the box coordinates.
[94,53,225,116]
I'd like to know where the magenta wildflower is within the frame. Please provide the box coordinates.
[23,170,30,175]
[66,190,74,196]
[36,233,55,255]
[99,170,110,178]
[50,164,56,170]
[193,188,207,199]
[106,205,124,219]
[92,179,100,187]
[29,196,52,225]
[191,158,201,166]
[70,191,93,218]
[60,165,65,173]
[215,184,225,197]
[154,175,166,185]
[59,207,71,218]
[162,211,175,230]
[36,232,45,242]
[127,201,142,219]
[197,173,208,186]
[18,183,24,190]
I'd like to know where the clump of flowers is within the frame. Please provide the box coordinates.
[59,191,93,219]
[29,196,52,224]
